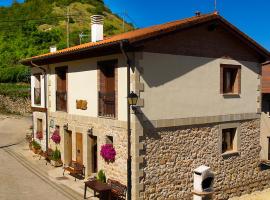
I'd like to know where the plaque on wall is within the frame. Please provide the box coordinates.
[76,100,88,110]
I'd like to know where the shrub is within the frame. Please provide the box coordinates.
[97,170,106,183]
[51,130,61,144]
[32,140,41,150]
[100,144,116,162]
[36,131,43,140]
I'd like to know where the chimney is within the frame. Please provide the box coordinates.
[195,11,201,16]
[91,15,104,42]
[50,46,57,53]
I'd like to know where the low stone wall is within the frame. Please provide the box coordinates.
[140,119,270,200]
[0,95,31,115]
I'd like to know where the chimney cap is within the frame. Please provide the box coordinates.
[91,15,104,25]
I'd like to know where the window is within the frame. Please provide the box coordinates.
[106,135,113,144]
[222,128,237,153]
[37,118,43,132]
[34,74,41,105]
[55,67,67,112]
[220,64,241,94]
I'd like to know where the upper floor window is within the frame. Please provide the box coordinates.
[220,64,241,95]
[55,67,67,112]
[34,74,41,105]
[98,60,117,118]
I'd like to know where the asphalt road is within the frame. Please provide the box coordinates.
[0,115,71,200]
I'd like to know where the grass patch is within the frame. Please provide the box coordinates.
[0,83,30,98]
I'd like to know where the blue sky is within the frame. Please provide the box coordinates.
[1,0,269,50]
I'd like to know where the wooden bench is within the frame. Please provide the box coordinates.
[63,160,85,181]
[107,179,127,200]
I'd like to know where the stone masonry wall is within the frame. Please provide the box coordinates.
[141,119,270,200]
[0,95,31,115]
[47,112,128,184]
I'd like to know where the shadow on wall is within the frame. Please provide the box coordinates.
[136,53,259,89]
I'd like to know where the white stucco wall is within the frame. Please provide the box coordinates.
[31,67,45,108]
[137,52,260,120]
[48,54,128,121]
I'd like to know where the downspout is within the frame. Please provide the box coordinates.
[30,61,49,152]
[120,40,132,200]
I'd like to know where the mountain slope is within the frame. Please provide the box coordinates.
[0,0,134,83]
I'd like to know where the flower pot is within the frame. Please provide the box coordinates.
[51,160,63,167]
[32,148,41,154]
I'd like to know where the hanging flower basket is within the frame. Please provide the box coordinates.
[51,130,61,144]
[100,144,116,162]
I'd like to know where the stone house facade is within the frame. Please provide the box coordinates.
[22,12,270,200]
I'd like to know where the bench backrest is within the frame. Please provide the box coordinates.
[107,179,127,197]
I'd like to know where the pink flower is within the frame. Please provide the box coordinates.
[100,144,116,162]
[36,131,43,140]
[51,130,61,144]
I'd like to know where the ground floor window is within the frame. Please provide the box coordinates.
[36,118,43,140]
[220,123,240,155]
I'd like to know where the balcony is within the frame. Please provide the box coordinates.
[34,88,41,105]
[98,91,115,118]
[56,91,67,112]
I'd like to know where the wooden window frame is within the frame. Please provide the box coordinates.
[55,66,68,112]
[97,59,118,119]
[220,64,241,95]
[33,73,42,106]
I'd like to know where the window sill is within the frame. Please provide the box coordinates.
[222,150,240,158]
[222,93,240,98]
[98,115,116,120]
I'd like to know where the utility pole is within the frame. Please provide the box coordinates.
[214,0,217,11]
[66,6,70,48]
[122,10,127,33]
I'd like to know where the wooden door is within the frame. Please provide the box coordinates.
[92,136,98,173]
[76,133,83,164]
[268,138,270,160]
[56,67,67,111]
[64,131,72,165]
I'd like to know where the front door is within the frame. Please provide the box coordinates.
[64,130,72,165]
[268,137,270,160]
[76,133,83,164]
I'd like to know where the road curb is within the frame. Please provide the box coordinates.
[4,147,83,200]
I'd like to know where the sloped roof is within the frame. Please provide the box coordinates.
[21,12,269,65]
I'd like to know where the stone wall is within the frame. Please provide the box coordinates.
[140,119,270,200]
[47,112,128,184]
[0,95,31,115]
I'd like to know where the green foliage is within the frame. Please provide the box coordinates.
[32,140,41,149]
[97,170,106,183]
[0,0,134,84]
[52,147,61,161]
[0,83,30,98]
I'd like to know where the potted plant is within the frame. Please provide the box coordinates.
[97,170,106,183]
[51,148,63,167]
[50,129,62,167]
[100,144,116,162]
[32,140,41,154]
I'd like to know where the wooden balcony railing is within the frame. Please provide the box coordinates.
[98,91,115,118]
[34,88,41,105]
[56,91,67,112]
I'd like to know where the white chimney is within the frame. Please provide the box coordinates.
[50,46,57,53]
[91,15,104,42]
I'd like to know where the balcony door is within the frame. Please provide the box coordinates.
[56,67,67,112]
[98,60,117,118]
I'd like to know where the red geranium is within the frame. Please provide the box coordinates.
[36,131,43,140]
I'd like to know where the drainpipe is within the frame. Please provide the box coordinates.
[30,61,49,151]
[120,40,132,200]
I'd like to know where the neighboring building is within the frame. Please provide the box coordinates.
[22,12,270,200]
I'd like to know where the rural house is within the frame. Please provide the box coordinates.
[22,12,270,199]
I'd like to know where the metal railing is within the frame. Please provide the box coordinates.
[56,91,67,112]
[34,88,41,105]
[98,91,115,118]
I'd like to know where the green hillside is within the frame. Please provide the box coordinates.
[0,0,134,83]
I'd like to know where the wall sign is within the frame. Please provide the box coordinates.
[76,100,88,110]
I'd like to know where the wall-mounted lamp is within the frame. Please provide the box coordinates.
[87,127,93,136]
[49,119,55,128]
[127,91,139,111]
[63,123,69,131]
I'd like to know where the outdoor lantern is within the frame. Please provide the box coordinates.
[49,119,55,128]
[87,128,93,136]
[128,92,138,106]
[63,123,69,131]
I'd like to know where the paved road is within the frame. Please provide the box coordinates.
[0,115,71,200]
